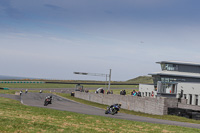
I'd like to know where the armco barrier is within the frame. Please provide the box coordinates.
[0,81,45,84]
[75,91,178,115]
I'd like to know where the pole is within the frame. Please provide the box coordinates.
[108,69,111,91]
[105,75,107,89]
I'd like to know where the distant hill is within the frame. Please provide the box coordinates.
[0,75,153,84]
[126,76,153,84]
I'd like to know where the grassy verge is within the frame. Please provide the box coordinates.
[0,88,137,95]
[0,97,200,133]
[0,83,76,88]
[0,90,16,94]
[0,83,137,89]
[0,90,51,95]
[55,93,200,125]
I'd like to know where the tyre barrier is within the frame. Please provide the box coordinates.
[168,107,200,120]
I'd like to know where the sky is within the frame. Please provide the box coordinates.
[1,0,200,81]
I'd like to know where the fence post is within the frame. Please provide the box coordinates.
[198,94,200,106]
[186,94,190,104]
[192,94,196,105]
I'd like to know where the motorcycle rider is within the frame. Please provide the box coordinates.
[49,95,53,104]
[45,95,53,104]
[109,103,121,112]
[20,90,23,96]
[25,89,28,94]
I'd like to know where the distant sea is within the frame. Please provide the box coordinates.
[0,75,32,80]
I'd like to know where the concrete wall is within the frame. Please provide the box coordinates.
[75,91,178,115]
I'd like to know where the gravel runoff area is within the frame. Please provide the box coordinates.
[0,92,200,129]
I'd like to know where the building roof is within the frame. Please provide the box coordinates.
[156,61,200,66]
[149,71,200,78]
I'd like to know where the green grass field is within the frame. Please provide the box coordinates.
[0,97,200,133]
[0,88,136,95]
[0,89,51,94]
[0,83,138,89]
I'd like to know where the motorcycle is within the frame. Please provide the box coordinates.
[105,104,121,115]
[44,98,51,106]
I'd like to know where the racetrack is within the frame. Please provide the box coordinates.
[1,92,200,129]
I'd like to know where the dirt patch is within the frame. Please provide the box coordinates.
[96,120,100,123]
[162,129,172,133]
[62,122,79,128]
[136,126,144,129]
[66,116,72,118]
[154,126,161,129]
[86,116,93,119]
[57,129,64,132]
[94,127,106,132]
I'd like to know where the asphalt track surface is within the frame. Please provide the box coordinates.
[0,92,200,129]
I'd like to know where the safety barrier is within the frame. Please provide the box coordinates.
[0,81,45,84]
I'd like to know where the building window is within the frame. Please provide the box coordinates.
[161,77,185,82]
[157,81,177,94]
[161,78,175,82]
[153,76,161,85]
[161,63,178,71]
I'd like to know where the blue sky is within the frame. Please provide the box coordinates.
[1,0,200,81]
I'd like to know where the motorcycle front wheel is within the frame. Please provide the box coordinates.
[44,101,48,106]
[105,110,109,114]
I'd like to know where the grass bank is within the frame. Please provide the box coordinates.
[0,97,199,133]
[0,88,137,95]
[0,89,51,95]
[0,83,137,89]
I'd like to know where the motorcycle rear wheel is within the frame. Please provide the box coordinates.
[44,101,48,106]
[111,109,117,115]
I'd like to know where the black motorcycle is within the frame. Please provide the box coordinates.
[105,104,121,115]
[44,98,51,106]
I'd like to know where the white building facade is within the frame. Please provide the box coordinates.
[139,61,200,106]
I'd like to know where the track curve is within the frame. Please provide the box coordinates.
[1,92,200,129]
